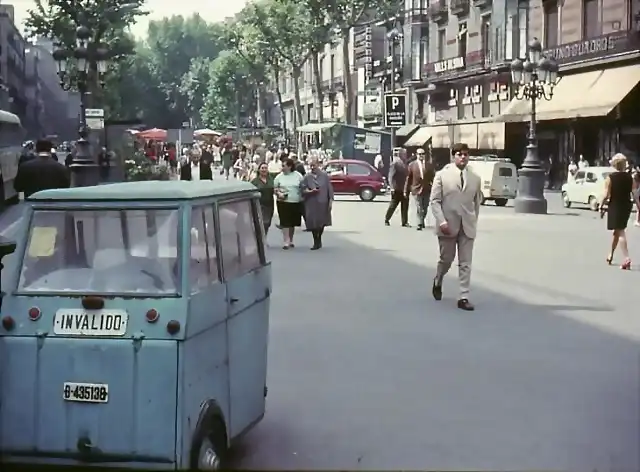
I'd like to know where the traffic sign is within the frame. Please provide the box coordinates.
[384,94,407,128]
[85,108,104,130]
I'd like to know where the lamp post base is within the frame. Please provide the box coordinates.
[514,143,548,215]
[70,137,99,187]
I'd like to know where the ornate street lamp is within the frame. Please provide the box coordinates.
[510,38,560,214]
[53,24,110,187]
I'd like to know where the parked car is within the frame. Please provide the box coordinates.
[561,166,613,211]
[323,159,386,201]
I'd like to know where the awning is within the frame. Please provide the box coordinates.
[404,126,432,146]
[395,123,420,138]
[477,121,505,150]
[296,122,338,133]
[431,125,452,149]
[497,64,640,122]
[455,123,477,149]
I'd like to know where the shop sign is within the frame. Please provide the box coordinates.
[433,56,465,73]
[543,31,639,66]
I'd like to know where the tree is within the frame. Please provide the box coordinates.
[25,0,146,108]
[200,51,254,130]
[180,57,215,127]
[321,0,402,124]
[144,14,226,126]
[244,0,315,131]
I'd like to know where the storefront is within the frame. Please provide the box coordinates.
[496,31,640,168]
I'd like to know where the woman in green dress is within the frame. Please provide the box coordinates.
[251,162,275,236]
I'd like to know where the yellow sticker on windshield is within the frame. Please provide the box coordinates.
[28,227,57,257]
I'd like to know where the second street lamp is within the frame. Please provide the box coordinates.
[510,38,560,215]
[53,24,110,187]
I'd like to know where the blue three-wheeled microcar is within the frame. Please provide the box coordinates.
[0,180,271,469]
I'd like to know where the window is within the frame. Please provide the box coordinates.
[325,163,345,175]
[498,167,513,177]
[543,1,559,47]
[346,163,371,176]
[574,170,586,181]
[582,0,600,39]
[437,29,446,61]
[517,5,528,59]
[458,22,468,59]
[505,15,514,60]
[586,172,597,183]
[481,16,491,59]
[412,36,421,80]
[219,200,261,279]
[329,54,335,80]
[18,209,180,295]
[190,206,219,291]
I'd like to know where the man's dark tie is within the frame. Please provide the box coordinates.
[460,170,464,188]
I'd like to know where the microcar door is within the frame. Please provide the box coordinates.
[325,163,347,193]
[571,170,587,203]
[218,198,270,439]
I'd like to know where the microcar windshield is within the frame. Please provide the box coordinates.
[18,208,181,295]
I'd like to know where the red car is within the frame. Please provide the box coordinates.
[323,159,387,201]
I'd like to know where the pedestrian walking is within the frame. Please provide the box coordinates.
[633,170,640,227]
[429,143,483,311]
[199,158,213,180]
[14,139,70,198]
[179,156,192,181]
[384,152,409,227]
[405,149,436,230]
[251,162,275,236]
[274,158,304,249]
[301,156,333,250]
[601,153,633,269]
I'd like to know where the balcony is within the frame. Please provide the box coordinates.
[429,0,448,24]
[450,0,470,17]
[472,0,492,8]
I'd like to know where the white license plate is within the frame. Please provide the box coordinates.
[63,382,109,403]
[53,309,128,336]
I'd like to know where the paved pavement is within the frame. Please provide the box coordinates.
[1,197,638,470]
[237,196,640,470]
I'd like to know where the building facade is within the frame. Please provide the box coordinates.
[0,4,26,120]
[499,0,640,167]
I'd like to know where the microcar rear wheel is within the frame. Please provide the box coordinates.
[494,198,508,207]
[359,187,375,201]
[588,196,599,211]
[562,192,571,208]
[194,419,228,470]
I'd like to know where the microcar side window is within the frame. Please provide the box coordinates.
[346,163,370,176]
[219,199,261,279]
[18,208,180,295]
[190,206,219,292]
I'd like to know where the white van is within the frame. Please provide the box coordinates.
[468,156,518,206]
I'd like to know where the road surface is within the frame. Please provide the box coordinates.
[1,197,638,470]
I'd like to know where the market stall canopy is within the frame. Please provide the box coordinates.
[137,128,167,140]
[296,122,338,133]
[194,128,222,137]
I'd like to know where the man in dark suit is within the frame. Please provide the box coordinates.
[405,148,436,230]
[14,139,71,198]
[384,150,410,227]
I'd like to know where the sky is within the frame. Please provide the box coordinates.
[8,0,248,37]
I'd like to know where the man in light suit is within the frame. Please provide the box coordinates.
[429,143,483,311]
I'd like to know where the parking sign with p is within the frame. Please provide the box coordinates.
[384,94,407,128]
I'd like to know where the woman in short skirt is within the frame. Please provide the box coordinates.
[274,158,304,249]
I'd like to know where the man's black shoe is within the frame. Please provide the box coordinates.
[417,224,424,231]
[432,278,442,301]
[384,221,390,226]
[457,299,475,311]
[402,223,411,227]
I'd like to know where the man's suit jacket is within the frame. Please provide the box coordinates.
[388,159,408,192]
[405,160,436,196]
[429,163,483,239]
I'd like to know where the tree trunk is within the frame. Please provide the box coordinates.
[273,67,288,139]
[311,50,324,122]
[340,31,354,125]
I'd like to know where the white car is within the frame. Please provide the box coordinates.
[561,166,614,211]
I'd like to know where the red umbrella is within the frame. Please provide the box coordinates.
[137,128,167,141]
